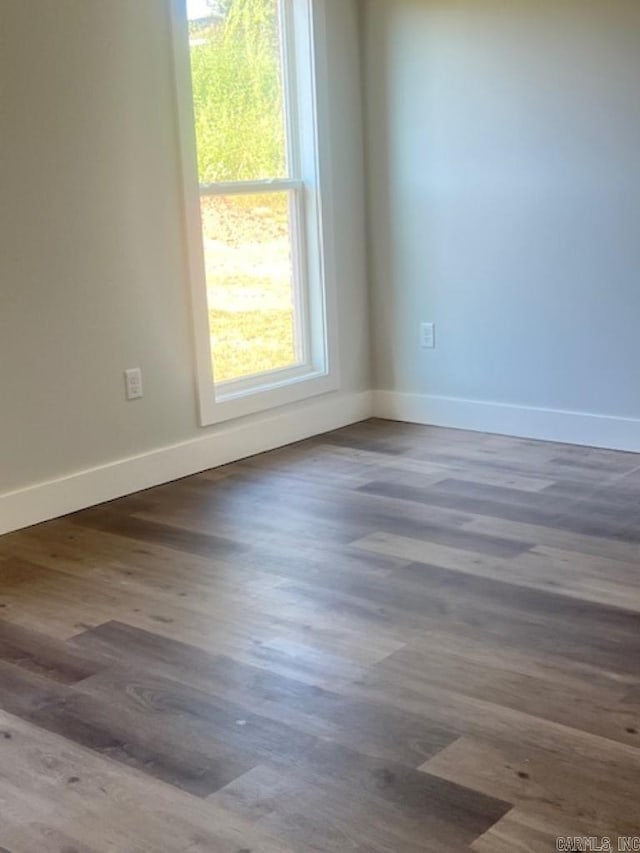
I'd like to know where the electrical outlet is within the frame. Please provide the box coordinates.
[420,322,435,349]
[124,368,143,400]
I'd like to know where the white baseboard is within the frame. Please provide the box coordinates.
[373,390,640,454]
[0,391,373,536]
[6,387,639,537]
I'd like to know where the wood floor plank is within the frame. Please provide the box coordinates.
[0,617,107,684]
[71,620,455,766]
[0,657,256,797]
[463,512,640,563]
[315,441,557,492]
[73,661,509,842]
[349,537,640,674]
[471,809,570,853]
[367,640,640,748]
[1,418,639,849]
[0,709,298,853]
[358,477,640,541]
[212,763,488,853]
[422,735,640,838]
[352,529,640,611]
[72,509,249,559]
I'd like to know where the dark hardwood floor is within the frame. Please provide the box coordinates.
[1,418,640,851]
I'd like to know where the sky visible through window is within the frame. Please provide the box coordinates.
[186,0,226,21]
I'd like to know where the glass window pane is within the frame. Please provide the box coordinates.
[188,0,288,183]
[200,192,301,383]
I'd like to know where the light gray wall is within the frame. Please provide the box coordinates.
[362,0,640,417]
[0,0,369,494]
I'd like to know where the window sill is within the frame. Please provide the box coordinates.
[198,369,339,426]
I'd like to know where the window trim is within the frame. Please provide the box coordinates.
[170,0,339,426]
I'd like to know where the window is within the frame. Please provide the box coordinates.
[172,0,338,425]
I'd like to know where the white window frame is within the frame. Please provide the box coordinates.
[171,0,339,426]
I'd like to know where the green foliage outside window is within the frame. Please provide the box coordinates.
[189,0,286,184]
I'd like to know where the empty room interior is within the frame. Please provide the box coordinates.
[2,0,640,850]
